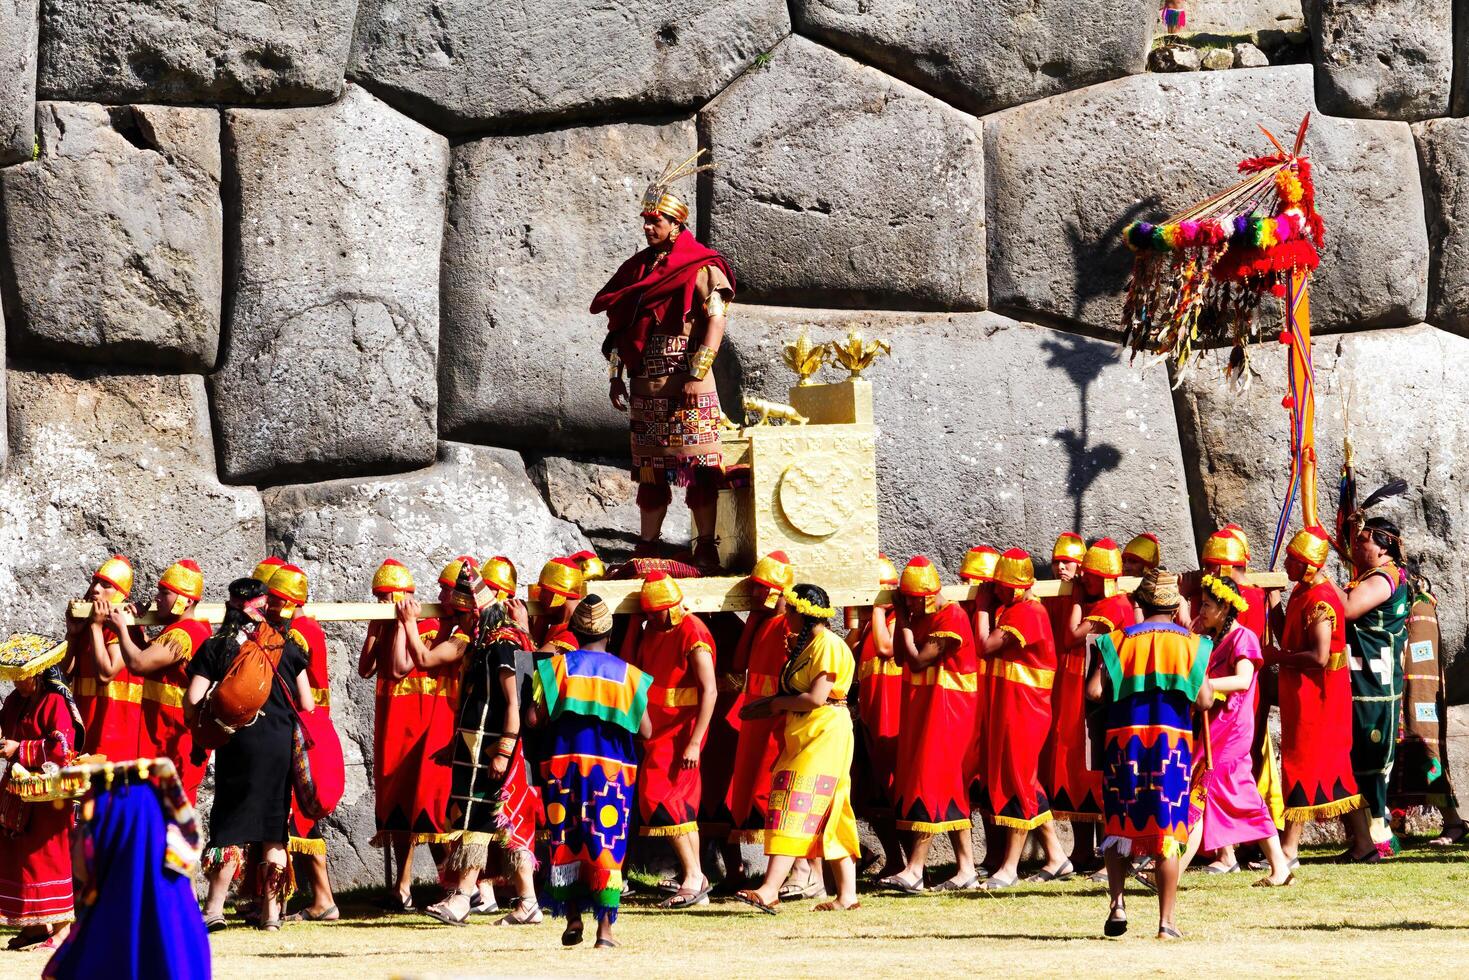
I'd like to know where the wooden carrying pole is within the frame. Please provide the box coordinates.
[67,571,1289,626]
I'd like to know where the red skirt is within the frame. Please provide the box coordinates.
[978,662,1054,829]
[638,706,703,836]
[0,796,74,927]
[373,676,457,845]
[893,682,976,833]
[1039,648,1103,820]
[857,656,903,809]
[697,679,742,836]
[1279,659,1363,821]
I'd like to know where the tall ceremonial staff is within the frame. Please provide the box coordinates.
[1119,115,1326,568]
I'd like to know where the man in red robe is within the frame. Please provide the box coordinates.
[849,553,905,878]
[630,572,717,908]
[69,555,143,760]
[591,152,734,570]
[881,556,980,893]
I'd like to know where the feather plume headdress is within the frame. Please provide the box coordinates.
[641,148,715,224]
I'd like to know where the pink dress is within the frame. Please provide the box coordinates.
[1193,626,1278,850]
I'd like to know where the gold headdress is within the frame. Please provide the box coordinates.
[641,148,715,224]
[93,555,135,597]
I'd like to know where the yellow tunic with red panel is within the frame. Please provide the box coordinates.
[289,616,340,849]
[71,624,143,761]
[632,612,714,836]
[893,602,979,833]
[977,597,1057,829]
[140,618,213,802]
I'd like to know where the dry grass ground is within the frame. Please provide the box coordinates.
[3,843,1468,979]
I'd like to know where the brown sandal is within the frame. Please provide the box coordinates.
[732,889,780,915]
[812,899,861,911]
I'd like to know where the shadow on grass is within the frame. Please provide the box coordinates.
[1261,921,1469,933]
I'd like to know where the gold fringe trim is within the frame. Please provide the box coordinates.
[727,829,765,844]
[895,818,972,833]
[288,835,327,856]
[991,810,1054,831]
[1050,810,1103,823]
[411,832,460,846]
[638,820,698,838]
[1283,793,1364,823]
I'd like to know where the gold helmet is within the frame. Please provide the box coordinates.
[480,555,518,600]
[537,558,585,609]
[900,556,943,614]
[371,558,415,600]
[93,555,134,597]
[570,550,607,582]
[1123,533,1161,570]
[158,559,204,603]
[1052,532,1086,564]
[1082,538,1123,579]
[995,548,1036,591]
[439,555,478,589]
[640,571,685,623]
[1286,526,1332,571]
[267,563,309,606]
[750,550,795,610]
[251,556,285,585]
[959,545,1001,583]
[876,552,900,586]
[1201,529,1249,569]
[640,149,714,224]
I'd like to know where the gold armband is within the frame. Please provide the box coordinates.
[703,290,729,319]
[608,350,623,381]
[689,344,717,380]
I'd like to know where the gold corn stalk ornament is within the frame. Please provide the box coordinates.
[827,328,891,379]
[782,327,829,386]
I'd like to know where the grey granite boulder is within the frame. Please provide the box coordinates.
[0,370,265,634]
[1310,0,1453,122]
[262,441,588,889]
[727,305,1196,573]
[38,0,357,105]
[1,102,221,371]
[789,0,1150,116]
[0,0,37,167]
[348,0,790,133]
[528,454,693,559]
[1416,118,1469,337]
[440,119,695,453]
[986,66,1427,338]
[213,85,447,484]
[1150,44,1203,71]
[1188,0,1307,33]
[1173,324,1469,679]
[700,36,986,311]
[1234,42,1272,67]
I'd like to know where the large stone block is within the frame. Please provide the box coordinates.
[1309,0,1453,122]
[1173,324,1469,681]
[0,370,265,634]
[1,102,221,371]
[700,36,986,311]
[262,441,588,888]
[0,0,37,167]
[1188,0,1307,33]
[986,66,1427,338]
[790,0,1150,117]
[727,306,1196,573]
[440,120,695,453]
[214,85,446,484]
[37,0,356,105]
[348,0,790,133]
[1416,118,1469,338]
[527,454,692,559]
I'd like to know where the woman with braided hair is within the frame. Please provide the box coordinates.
[733,584,860,914]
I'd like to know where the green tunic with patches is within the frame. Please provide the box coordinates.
[1347,565,1410,823]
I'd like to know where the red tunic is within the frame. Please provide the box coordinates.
[893,602,978,833]
[724,615,788,841]
[632,613,714,835]
[1237,585,1267,642]
[71,624,143,760]
[372,618,457,844]
[0,689,76,927]
[289,616,339,846]
[140,618,212,801]
[1046,593,1129,820]
[855,611,903,810]
[979,598,1057,828]
[539,621,576,654]
[1277,579,1362,820]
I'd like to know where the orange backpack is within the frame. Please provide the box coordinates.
[195,622,286,749]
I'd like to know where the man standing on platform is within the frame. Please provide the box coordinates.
[591,152,735,570]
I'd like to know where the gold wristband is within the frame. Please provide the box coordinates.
[608,350,623,381]
[689,345,717,380]
[704,290,729,318]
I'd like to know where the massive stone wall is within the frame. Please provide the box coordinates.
[2,0,1468,887]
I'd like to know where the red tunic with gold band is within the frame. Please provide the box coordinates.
[289,616,340,848]
[0,687,77,928]
[71,624,144,760]
[697,612,743,837]
[540,622,577,655]
[371,618,458,846]
[724,615,788,842]
[978,598,1057,829]
[855,611,903,809]
[632,612,715,836]
[140,618,213,801]
[1277,578,1363,821]
[893,602,978,833]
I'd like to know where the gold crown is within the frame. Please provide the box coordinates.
[1123,533,1161,569]
[1202,529,1249,568]
[996,548,1036,590]
[539,558,585,605]
[159,560,204,602]
[480,556,518,598]
[268,564,309,606]
[251,556,285,585]
[372,558,415,597]
[959,545,1001,583]
[877,553,900,586]
[641,572,684,612]
[641,148,714,224]
[1052,533,1086,563]
[750,551,795,591]
[439,555,477,588]
[93,555,134,597]
[1082,538,1123,579]
[1286,526,1332,570]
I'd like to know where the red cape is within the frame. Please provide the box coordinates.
[591,232,734,375]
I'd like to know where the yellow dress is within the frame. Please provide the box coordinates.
[764,629,861,859]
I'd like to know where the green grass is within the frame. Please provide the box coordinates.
[4,842,1468,978]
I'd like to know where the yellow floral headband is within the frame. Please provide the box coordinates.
[1200,574,1248,614]
[783,587,835,619]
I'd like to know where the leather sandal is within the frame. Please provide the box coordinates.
[812,899,861,911]
[660,876,711,909]
[732,889,780,915]
[494,897,543,926]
